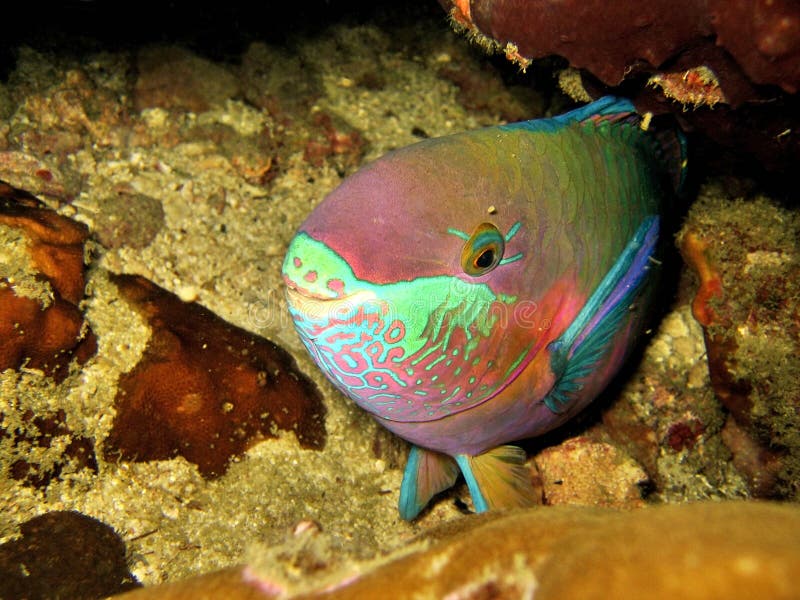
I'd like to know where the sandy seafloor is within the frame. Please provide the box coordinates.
[0,1,794,591]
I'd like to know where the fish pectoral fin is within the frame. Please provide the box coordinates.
[455,446,537,513]
[544,215,660,414]
[399,446,459,521]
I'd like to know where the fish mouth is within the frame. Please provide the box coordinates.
[283,275,338,301]
[284,278,377,323]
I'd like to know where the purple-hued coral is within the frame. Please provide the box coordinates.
[439,0,800,180]
[439,0,800,94]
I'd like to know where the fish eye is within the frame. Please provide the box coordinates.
[460,222,504,276]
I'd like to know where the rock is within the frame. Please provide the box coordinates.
[436,58,545,123]
[239,42,322,117]
[0,511,139,599]
[301,112,365,172]
[92,189,165,250]
[598,282,743,503]
[3,50,131,195]
[0,151,78,205]
[135,46,241,113]
[533,436,648,508]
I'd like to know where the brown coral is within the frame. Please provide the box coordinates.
[444,1,711,86]
[103,274,326,478]
[0,181,96,382]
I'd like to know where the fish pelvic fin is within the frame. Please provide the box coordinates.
[399,446,459,521]
[545,215,660,414]
[455,446,537,514]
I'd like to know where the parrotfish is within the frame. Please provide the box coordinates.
[282,96,686,520]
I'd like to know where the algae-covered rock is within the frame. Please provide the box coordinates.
[115,501,800,600]
[679,184,800,500]
[533,436,648,508]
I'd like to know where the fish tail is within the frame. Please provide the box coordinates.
[399,446,459,520]
[455,446,538,513]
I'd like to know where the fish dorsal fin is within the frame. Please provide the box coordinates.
[551,96,637,126]
[544,215,660,413]
[502,96,687,193]
[500,96,637,135]
[455,446,537,513]
[399,446,459,521]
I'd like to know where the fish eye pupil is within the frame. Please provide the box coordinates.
[475,248,495,269]
[460,222,505,277]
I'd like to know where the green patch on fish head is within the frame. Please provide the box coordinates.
[283,232,534,422]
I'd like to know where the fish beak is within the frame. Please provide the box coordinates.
[285,283,377,323]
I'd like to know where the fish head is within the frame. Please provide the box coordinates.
[283,138,573,425]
